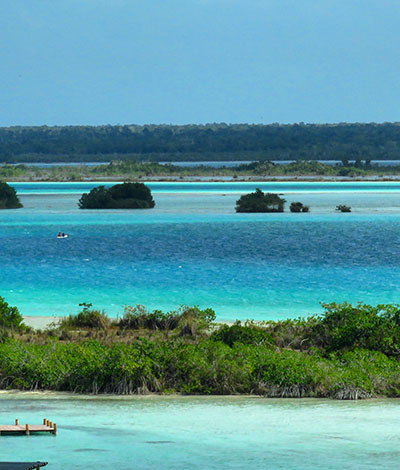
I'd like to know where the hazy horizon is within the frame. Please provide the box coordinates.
[2,121,400,128]
[2,0,400,126]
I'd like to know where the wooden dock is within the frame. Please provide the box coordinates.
[0,419,57,435]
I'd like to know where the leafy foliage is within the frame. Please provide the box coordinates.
[79,182,155,209]
[312,302,400,356]
[290,202,309,213]
[211,321,274,347]
[1,300,400,398]
[2,123,400,163]
[118,305,215,337]
[0,182,22,209]
[0,297,24,329]
[118,305,180,330]
[60,303,110,329]
[236,189,286,213]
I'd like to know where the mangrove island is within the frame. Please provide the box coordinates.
[78,181,155,209]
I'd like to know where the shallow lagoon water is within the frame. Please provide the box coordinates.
[0,394,399,470]
[1,182,400,319]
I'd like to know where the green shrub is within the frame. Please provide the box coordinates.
[0,297,24,329]
[118,305,180,330]
[177,306,216,337]
[211,321,274,347]
[312,302,400,356]
[60,303,110,329]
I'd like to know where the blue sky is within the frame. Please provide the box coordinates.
[1,0,399,125]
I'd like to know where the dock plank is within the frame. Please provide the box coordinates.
[0,421,56,434]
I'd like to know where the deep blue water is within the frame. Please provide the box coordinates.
[1,182,400,319]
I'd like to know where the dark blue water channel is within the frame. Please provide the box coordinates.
[1,214,400,319]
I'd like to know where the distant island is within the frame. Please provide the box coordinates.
[0,182,22,209]
[1,122,400,163]
[3,159,400,182]
[78,182,155,209]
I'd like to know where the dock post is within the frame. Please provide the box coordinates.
[25,424,30,436]
[15,419,19,425]
[46,419,50,427]
[43,418,46,425]
[49,421,53,428]
[53,423,57,435]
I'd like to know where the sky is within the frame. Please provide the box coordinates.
[1,0,400,126]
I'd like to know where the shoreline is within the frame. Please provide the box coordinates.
[22,316,237,330]
[0,390,397,401]
[23,316,61,329]
[7,175,400,183]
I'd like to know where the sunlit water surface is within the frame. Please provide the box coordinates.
[1,182,400,319]
[0,394,399,470]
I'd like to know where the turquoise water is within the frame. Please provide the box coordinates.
[0,394,399,469]
[1,182,400,319]
[11,180,400,195]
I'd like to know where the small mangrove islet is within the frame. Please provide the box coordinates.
[0,182,22,209]
[235,188,286,213]
[290,201,310,213]
[78,181,155,209]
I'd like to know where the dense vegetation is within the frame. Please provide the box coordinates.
[0,296,24,329]
[336,205,352,213]
[0,182,22,209]
[3,159,400,182]
[79,182,155,209]
[1,123,400,163]
[236,189,286,213]
[2,301,400,398]
[290,202,309,213]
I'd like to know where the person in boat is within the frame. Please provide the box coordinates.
[58,232,61,237]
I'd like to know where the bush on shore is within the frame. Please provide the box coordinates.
[0,338,399,398]
[0,300,400,398]
[118,305,216,337]
[59,303,111,329]
[0,297,24,330]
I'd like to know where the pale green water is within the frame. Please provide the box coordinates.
[0,394,399,469]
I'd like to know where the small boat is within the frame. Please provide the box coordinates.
[57,233,69,239]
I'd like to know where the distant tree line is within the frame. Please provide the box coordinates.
[1,123,400,162]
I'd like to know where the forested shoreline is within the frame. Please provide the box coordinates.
[3,159,400,182]
[2,123,400,163]
[2,299,400,399]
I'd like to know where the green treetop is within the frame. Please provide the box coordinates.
[0,182,22,209]
[235,188,285,213]
[79,182,155,209]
